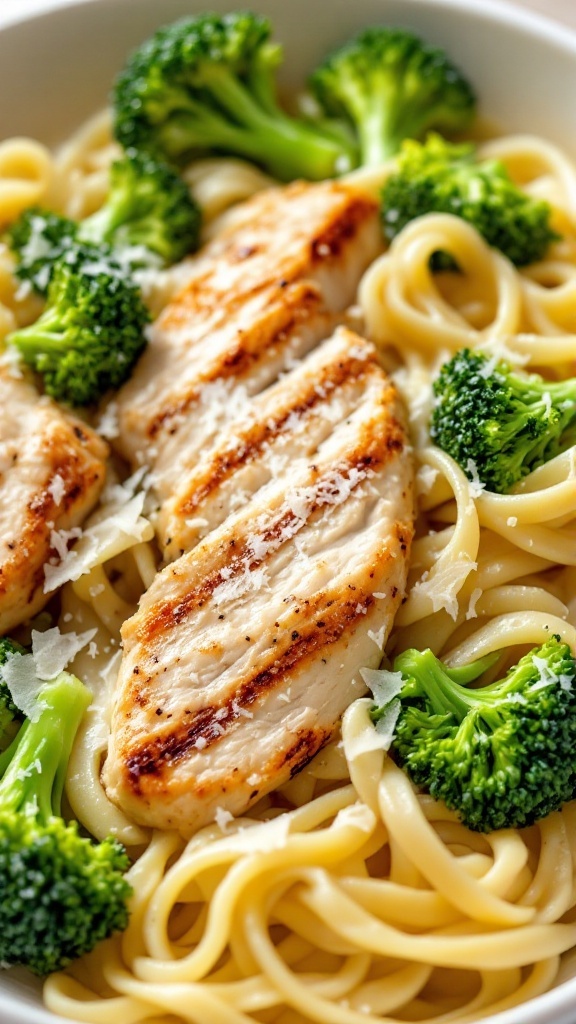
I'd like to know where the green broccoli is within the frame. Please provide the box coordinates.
[78,151,202,265]
[6,244,149,406]
[0,664,131,975]
[431,348,576,493]
[310,27,476,167]
[6,208,77,296]
[113,12,357,181]
[381,134,559,266]
[0,639,25,750]
[370,636,576,832]
[8,153,201,295]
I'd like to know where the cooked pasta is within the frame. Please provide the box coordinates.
[0,71,575,1024]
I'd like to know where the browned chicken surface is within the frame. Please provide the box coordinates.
[0,369,107,632]
[104,328,414,833]
[113,179,383,503]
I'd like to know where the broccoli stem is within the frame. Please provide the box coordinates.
[395,649,501,721]
[0,673,90,821]
[178,68,351,180]
[9,330,71,356]
[80,197,134,246]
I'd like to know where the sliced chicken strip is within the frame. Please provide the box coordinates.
[103,334,413,833]
[160,327,384,559]
[0,369,107,632]
[113,180,381,495]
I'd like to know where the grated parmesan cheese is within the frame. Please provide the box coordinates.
[214,806,234,833]
[44,492,153,593]
[367,624,387,652]
[47,473,66,506]
[96,401,119,440]
[465,459,486,498]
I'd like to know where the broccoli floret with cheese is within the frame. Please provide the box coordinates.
[431,348,576,493]
[6,208,77,296]
[8,153,201,292]
[310,27,475,166]
[113,12,357,181]
[6,244,149,406]
[370,637,576,832]
[381,134,559,266]
[0,662,131,975]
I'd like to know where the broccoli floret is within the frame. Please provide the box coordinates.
[113,12,357,181]
[431,348,576,493]
[6,244,149,406]
[381,134,559,266]
[78,151,202,265]
[8,153,201,294]
[0,665,131,974]
[6,208,77,296]
[371,637,576,832]
[310,27,475,167]
[0,639,25,749]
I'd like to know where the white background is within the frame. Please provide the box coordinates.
[1,0,576,31]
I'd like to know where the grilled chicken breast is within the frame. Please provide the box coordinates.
[113,180,382,500]
[0,369,107,632]
[104,328,413,833]
[159,328,390,558]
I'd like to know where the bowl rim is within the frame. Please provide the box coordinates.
[0,0,576,1023]
[1,0,576,47]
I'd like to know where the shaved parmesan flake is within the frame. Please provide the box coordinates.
[360,667,404,708]
[466,588,483,620]
[50,526,82,561]
[373,700,401,749]
[1,627,96,721]
[345,700,399,759]
[531,655,573,692]
[103,465,149,506]
[411,555,477,621]
[32,627,97,679]
[334,803,376,834]
[1,656,47,722]
[44,492,153,592]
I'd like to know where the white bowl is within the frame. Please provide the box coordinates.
[1,0,576,1021]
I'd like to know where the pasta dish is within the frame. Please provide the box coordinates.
[0,10,574,1024]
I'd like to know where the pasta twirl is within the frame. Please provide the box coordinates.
[0,99,575,1024]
